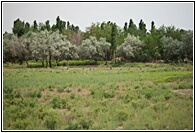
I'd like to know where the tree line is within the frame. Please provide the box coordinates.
[3,16,193,67]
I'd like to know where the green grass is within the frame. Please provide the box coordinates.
[3,62,193,130]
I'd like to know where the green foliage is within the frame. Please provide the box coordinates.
[65,88,72,93]
[44,109,60,130]
[26,90,42,98]
[116,34,143,61]
[161,36,183,61]
[70,93,75,99]
[181,30,193,61]
[51,96,64,109]
[79,118,93,129]
[65,122,82,130]
[13,18,25,37]
[4,17,193,64]
[78,36,111,61]
[57,87,64,93]
[103,91,115,98]
[116,110,128,121]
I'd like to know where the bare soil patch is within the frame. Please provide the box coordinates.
[171,89,193,96]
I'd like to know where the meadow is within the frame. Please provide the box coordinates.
[3,62,193,130]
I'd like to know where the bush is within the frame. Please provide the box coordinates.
[36,91,42,98]
[12,119,29,130]
[28,99,37,107]
[25,90,42,98]
[44,109,60,130]
[134,85,140,89]
[131,100,140,109]
[77,88,81,92]
[65,122,82,130]
[116,110,128,121]
[152,103,168,113]
[51,96,62,109]
[4,87,13,94]
[65,88,72,93]
[164,92,171,100]
[79,118,93,129]
[44,116,57,130]
[57,87,64,93]
[122,94,135,103]
[58,60,99,66]
[61,98,68,109]
[111,62,123,67]
[103,91,115,98]
[145,91,152,99]
[178,83,186,89]
[70,93,75,99]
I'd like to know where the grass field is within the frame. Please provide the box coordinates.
[3,62,193,130]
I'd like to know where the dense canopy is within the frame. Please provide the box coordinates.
[3,16,193,67]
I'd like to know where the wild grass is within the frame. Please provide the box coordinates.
[3,62,193,130]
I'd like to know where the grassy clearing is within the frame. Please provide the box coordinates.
[3,62,193,130]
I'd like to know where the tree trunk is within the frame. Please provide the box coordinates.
[49,51,52,68]
[55,59,59,66]
[49,56,52,68]
[25,60,29,67]
[19,58,23,65]
[41,59,44,67]
[46,58,48,68]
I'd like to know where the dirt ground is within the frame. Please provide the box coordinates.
[171,89,193,96]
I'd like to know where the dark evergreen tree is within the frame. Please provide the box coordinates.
[33,20,38,32]
[12,18,25,37]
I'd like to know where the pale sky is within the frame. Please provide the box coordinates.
[2,2,194,33]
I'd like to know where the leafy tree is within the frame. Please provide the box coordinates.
[78,36,111,62]
[55,16,67,33]
[143,34,161,61]
[138,19,147,39]
[56,16,61,30]
[39,22,45,31]
[78,36,97,61]
[45,20,50,31]
[33,20,38,32]
[165,26,184,41]
[3,33,18,63]
[12,18,25,37]
[181,30,193,61]
[124,22,128,35]
[128,19,138,36]
[16,33,32,66]
[161,36,183,62]
[24,22,30,34]
[50,32,78,66]
[67,31,82,46]
[85,22,101,40]
[150,21,155,34]
[51,24,56,32]
[30,30,76,67]
[139,19,146,32]
[116,34,143,61]
[31,30,49,67]
[67,21,70,30]
[84,21,113,59]
[98,37,111,61]
[3,32,32,65]
[111,23,117,59]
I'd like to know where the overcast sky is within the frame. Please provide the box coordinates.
[2,2,194,33]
